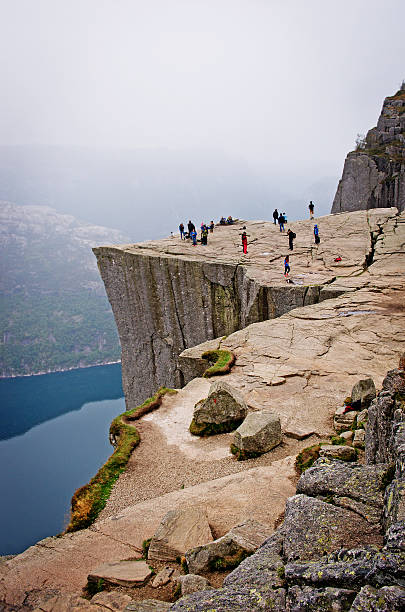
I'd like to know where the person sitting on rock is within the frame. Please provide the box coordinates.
[220,216,226,225]
[227,215,234,224]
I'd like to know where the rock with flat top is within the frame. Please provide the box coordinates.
[190,381,247,436]
[340,430,354,442]
[148,507,213,562]
[319,444,357,461]
[87,560,152,588]
[151,566,174,588]
[177,574,211,596]
[185,519,272,574]
[350,585,405,611]
[232,410,282,459]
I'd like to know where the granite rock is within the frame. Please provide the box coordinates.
[148,507,212,562]
[351,378,376,410]
[190,380,247,436]
[176,574,211,596]
[349,585,405,611]
[87,560,152,588]
[185,519,272,574]
[232,410,282,458]
[287,585,356,611]
[319,445,357,461]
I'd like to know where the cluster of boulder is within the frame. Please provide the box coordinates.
[189,380,282,459]
[167,356,405,610]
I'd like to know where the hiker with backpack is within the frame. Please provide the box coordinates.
[287,228,296,250]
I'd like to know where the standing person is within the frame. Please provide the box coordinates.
[273,208,279,225]
[240,228,249,254]
[287,228,296,250]
[201,226,208,245]
[284,255,290,277]
[309,201,314,219]
[314,224,320,244]
[278,213,285,232]
[190,228,197,246]
[188,220,195,235]
[209,220,214,233]
[179,223,185,240]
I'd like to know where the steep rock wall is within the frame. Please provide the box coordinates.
[93,247,324,409]
[332,84,405,213]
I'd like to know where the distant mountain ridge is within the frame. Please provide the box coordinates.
[0,201,129,377]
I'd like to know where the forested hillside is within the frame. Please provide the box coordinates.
[0,201,128,377]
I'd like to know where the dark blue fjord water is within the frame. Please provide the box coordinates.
[0,363,125,556]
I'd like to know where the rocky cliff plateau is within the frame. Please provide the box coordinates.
[1,208,404,610]
[332,83,405,214]
[94,208,398,410]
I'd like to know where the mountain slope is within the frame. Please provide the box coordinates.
[0,201,129,377]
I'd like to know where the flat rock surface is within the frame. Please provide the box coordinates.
[88,560,152,587]
[148,507,213,562]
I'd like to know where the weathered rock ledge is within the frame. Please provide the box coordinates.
[93,208,396,409]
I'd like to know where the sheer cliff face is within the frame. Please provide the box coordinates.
[93,210,394,410]
[332,85,405,213]
[93,246,321,409]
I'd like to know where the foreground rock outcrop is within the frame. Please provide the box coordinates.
[332,83,405,214]
[171,361,405,610]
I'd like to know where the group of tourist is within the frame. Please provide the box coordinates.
[179,220,216,246]
[178,202,320,279]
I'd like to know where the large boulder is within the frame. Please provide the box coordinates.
[148,507,213,562]
[351,378,376,410]
[319,445,357,462]
[170,584,286,611]
[189,380,247,436]
[286,585,356,611]
[350,585,405,611]
[185,519,272,574]
[296,459,388,524]
[231,410,282,459]
[283,495,382,562]
[223,531,285,590]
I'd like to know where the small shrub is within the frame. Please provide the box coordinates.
[208,550,251,571]
[142,538,151,559]
[202,350,235,377]
[87,578,104,596]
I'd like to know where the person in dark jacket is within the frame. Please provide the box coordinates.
[278,213,285,232]
[273,209,279,224]
[179,223,185,239]
[188,220,195,235]
[287,228,296,250]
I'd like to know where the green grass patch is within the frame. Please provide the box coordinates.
[66,387,177,532]
[202,349,235,378]
[331,436,346,446]
[189,417,243,437]
[295,444,322,474]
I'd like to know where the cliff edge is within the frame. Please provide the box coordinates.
[332,83,405,214]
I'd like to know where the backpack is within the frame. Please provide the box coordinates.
[291,232,296,239]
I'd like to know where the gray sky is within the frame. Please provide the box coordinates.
[0,0,404,177]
